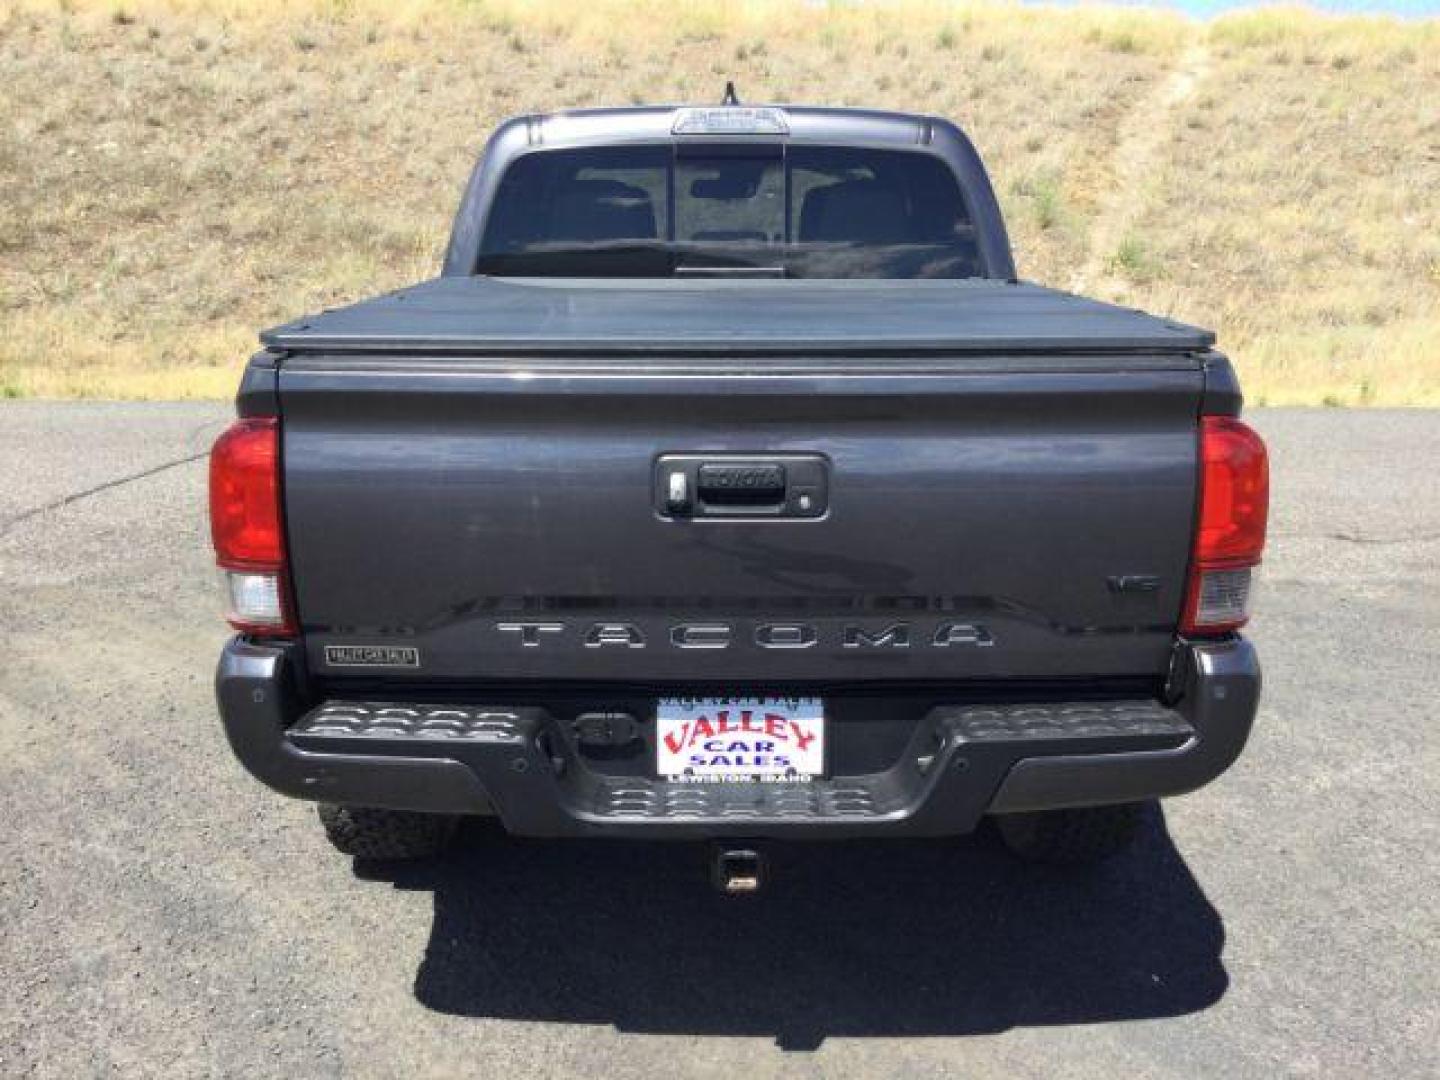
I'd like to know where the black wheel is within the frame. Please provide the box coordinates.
[993,802,1147,865]
[316,804,460,860]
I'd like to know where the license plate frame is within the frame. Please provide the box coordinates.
[655,697,826,783]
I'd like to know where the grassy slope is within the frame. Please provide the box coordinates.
[0,0,1435,403]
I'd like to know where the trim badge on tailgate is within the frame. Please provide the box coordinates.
[494,621,994,650]
[324,645,421,668]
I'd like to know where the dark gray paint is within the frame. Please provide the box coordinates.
[279,361,1202,684]
[235,349,281,417]
[1199,350,1244,415]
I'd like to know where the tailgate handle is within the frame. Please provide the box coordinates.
[656,455,829,520]
[696,463,787,506]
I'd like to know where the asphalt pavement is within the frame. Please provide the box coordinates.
[1,404,1436,1077]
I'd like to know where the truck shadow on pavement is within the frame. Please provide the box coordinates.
[359,803,1226,1050]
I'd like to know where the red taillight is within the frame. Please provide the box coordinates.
[210,418,282,568]
[1181,416,1269,635]
[209,417,295,635]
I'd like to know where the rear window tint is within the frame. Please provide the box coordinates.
[479,144,982,279]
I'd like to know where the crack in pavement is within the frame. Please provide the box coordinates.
[1273,531,1440,546]
[0,450,210,538]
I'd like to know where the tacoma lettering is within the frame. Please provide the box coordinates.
[492,621,994,649]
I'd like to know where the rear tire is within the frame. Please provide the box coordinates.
[993,802,1146,865]
[316,804,460,860]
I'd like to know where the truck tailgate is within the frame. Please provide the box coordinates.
[278,357,1202,685]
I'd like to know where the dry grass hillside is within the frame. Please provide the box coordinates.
[0,0,1436,403]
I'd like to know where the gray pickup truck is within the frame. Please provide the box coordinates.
[211,103,1268,889]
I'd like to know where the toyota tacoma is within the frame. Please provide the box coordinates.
[211,103,1268,887]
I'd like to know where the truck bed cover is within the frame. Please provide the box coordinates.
[261,276,1214,358]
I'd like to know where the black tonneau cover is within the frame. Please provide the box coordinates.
[261,277,1213,357]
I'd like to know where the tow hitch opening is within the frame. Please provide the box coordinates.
[712,843,766,895]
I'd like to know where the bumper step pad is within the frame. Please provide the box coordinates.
[594,778,885,820]
[290,702,527,747]
[941,701,1193,750]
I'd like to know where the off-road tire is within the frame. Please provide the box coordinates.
[316,804,460,860]
[993,802,1147,865]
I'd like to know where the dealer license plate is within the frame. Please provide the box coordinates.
[656,697,825,782]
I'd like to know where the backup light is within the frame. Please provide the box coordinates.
[209,417,296,636]
[222,570,288,631]
[1181,416,1269,635]
[672,106,789,136]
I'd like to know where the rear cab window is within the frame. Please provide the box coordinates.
[477,144,984,279]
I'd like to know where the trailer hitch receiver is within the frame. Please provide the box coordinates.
[711,844,766,895]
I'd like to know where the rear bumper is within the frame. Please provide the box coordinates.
[215,638,1259,839]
